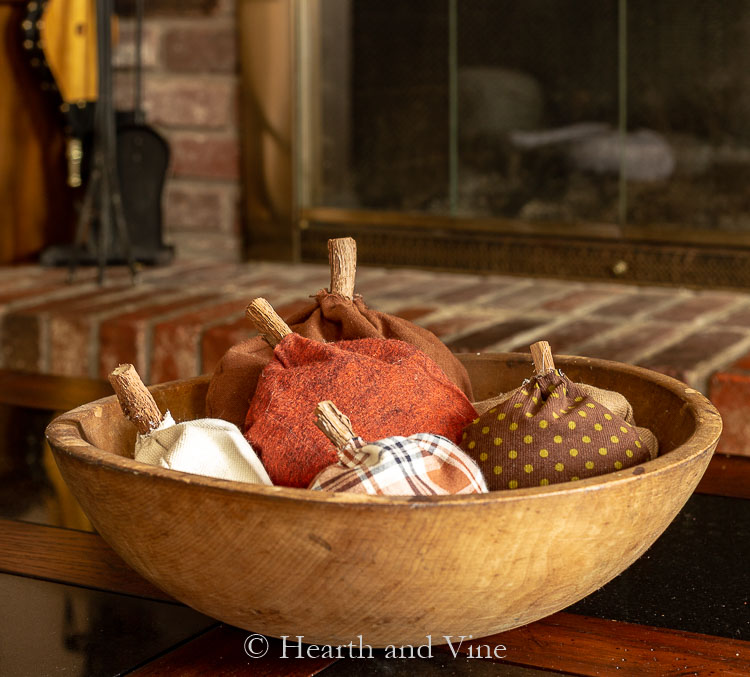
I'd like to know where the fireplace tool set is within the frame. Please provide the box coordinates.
[27,0,171,281]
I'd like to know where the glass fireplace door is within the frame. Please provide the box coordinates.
[288,0,750,287]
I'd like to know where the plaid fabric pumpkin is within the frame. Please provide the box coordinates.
[461,370,652,490]
[310,433,488,496]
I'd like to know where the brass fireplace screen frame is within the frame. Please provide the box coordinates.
[238,0,750,290]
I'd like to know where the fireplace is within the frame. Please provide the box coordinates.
[239,0,750,288]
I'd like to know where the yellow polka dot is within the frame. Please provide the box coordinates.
[479,452,488,461]
[577,410,587,418]
[598,447,608,456]
[626,449,634,458]
[585,461,594,470]
[508,480,518,489]
[594,423,603,431]
[539,478,549,486]
[635,440,642,448]
[513,402,522,408]
[481,426,490,434]
[568,421,576,430]
[468,441,476,449]
[553,435,563,443]
[554,463,564,472]
[620,426,628,433]
[610,435,619,444]
[586,402,595,408]
[494,437,503,446]
[574,396,583,402]
[489,408,497,414]
[539,419,548,429]
[570,476,580,482]
[493,465,502,475]
[509,422,518,431]
[472,418,480,424]
[524,464,534,473]
[532,397,538,404]
[497,412,506,421]
[462,432,467,440]
[552,412,560,419]
[508,450,518,459]
[552,392,560,398]
[522,389,529,396]
[569,448,579,457]
[539,449,549,458]
[523,434,533,444]
[525,412,533,418]
[582,435,591,443]
[604,413,613,420]
[614,461,623,470]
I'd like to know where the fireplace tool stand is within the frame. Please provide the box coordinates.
[65,0,136,284]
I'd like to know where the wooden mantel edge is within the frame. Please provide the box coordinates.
[0,518,173,602]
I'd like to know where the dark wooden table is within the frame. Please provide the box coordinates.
[1,369,748,676]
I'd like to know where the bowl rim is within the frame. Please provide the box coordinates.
[46,352,722,508]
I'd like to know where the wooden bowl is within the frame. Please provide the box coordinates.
[46,353,721,646]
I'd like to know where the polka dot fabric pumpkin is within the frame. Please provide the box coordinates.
[460,370,652,490]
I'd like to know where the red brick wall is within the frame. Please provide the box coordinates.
[113,0,242,262]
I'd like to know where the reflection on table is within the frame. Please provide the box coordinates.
[0,370,113,531]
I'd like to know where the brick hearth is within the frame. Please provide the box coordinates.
[1,262,749,457]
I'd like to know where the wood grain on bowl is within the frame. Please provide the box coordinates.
[45,353,722,646]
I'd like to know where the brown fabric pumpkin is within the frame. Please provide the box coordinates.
[245,333,477,488]
[473,379,658,457]
[206,290,474,428]
[461,370,652,490]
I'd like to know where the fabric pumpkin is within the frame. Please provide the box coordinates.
[245,334,477,488]
[461,370,653,490]
[310,433,487,496]
[135,413,272,485]
[206,289,474,429]
[109,362,272,486]
[473,381,658,456]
